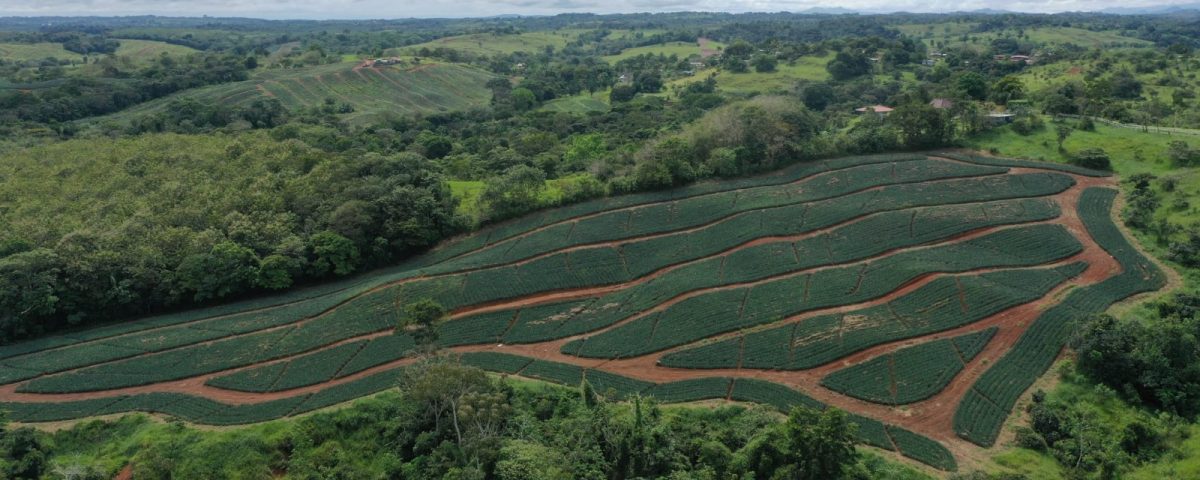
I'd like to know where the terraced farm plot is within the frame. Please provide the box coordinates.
[99,60,495,124]
[0,152,1164,472]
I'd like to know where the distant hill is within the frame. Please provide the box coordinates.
[1101,3,1200,14]
[99,60,495,125]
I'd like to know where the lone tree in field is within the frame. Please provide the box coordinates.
[398,298,446,352]
[1056,124,1073,151]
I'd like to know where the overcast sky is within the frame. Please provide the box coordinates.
[1,0,1195,19]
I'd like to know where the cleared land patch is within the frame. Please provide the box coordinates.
[98,60,494,124]
[0,152,1159,473]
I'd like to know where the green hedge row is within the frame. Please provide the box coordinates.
[952,188,1167,447]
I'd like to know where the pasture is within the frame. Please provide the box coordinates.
[99,60,495,124]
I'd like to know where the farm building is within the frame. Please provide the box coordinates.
[855,105,894,116]
[930,98,954,109]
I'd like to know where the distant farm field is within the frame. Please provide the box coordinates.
[99,60,495,123]
[0,42,83,62]
[113,39,199,60]
[603,41,704,62]
[0,152,1163,473]
[401,32,576,55]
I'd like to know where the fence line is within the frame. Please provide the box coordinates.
[1055,114,1200,137]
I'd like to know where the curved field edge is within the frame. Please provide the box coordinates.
[820,328,999,405]
[0,153,926,360]
[951,187,1167,447]
[0,152,1074,359]
[0,163,1027,389]
[0,353,957,471]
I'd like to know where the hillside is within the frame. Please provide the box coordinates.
[98,60,495,124]
[400,31,577,56]
[0,152,1163,473]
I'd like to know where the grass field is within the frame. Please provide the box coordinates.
[967,117,1200,227]
[97,60,495,124]
[0,42,84,62]
[113,39,199,60]
[0,152,1160,473]
[539,92,609,113]
[401,32,575,56]
[666,53,833,94]
[603,41,703,62]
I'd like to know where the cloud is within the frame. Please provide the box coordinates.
[0,0,1196,18]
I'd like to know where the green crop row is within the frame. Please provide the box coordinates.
[430,158,1002,273]
[0,355,956,470]
[952,188,1167,447]
[934,151,1110,177]
[196,333,417,394]
[439,195,1064,351]
[416,153,929,269]
[574,224,1081,359]
[20,287,401,394]
[662,263,1080,371]
[0,272,398,384]
[402,163,1028,313]
[0,154,1012,375]
[205,340,369,393]
[821,328,998,405]
[0,171,1062,389]
[642,377,733,403]
[457,352,534,374]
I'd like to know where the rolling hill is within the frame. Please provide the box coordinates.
[400,31,576,56]
[97,60,496,124]
[0,152,1165,472]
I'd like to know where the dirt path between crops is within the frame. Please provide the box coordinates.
[0,167,1136,469]
[432,156,934,264]
[2,165,1011,371]
[0,158,942,362]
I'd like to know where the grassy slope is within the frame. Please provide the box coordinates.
[400,31,576,56]
[449,174,598,222]
[1016,58,1200,119]
[967,117,1200,226]
[97,60,495,124]
[603,41,702,62]
[539,92,609,113]
[665,53,833,95]
[113,39,199,60]
[0,42,83,61]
